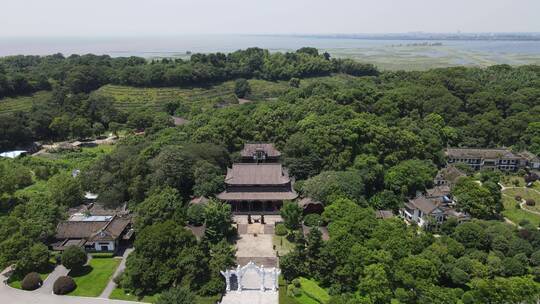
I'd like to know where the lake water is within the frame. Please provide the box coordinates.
[1,35,540,69]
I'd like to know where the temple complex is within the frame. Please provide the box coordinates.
[217,143,297,213]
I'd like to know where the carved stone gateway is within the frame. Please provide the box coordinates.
[220,261,281,293]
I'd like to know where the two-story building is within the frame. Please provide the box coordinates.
[401,193,469,228]
[217,143,298,214]
[445,148,523,171]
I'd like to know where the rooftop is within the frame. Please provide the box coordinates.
[217,191,298,201]
[426,185,451,198]
[375,210,394,219]
[240,143,281,158]
[445,148,519,159]
[297,197,323,209]
[225,163,290,185]
[406,196,441,215]
[56,215,131,242]
[436,165,466,184]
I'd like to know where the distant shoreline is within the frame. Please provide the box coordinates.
[257,33,540,41]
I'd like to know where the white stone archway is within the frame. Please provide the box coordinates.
[221,261,280,293]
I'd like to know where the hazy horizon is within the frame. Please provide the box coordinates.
[1,0,539,37]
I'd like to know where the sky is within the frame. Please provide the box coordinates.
[1,0,539,37]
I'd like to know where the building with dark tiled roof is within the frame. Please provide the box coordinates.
[298,197,324,215]
[434,165,466,187]
[400,195,469,228]
[218,143,297,214]
[53,215,133,252]
[240,143,281,163]
[375,210,395,219]
[445,148,539,171]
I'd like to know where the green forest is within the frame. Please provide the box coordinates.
[1,48,540,303]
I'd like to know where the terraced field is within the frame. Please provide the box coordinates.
[0,91,52,114]
[95,79,291,114]
[0,75,356,115]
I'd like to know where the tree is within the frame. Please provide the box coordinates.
[49,115,71,139]
[467,276,540,304]
[384,160,436,197]
[70,117,93,139]
[149,146,194,199]
[302,170,366,205]
[156,286,196,304]
[47,173,83,207]
[234,78,251,98]
[92,122,105,137]
[192,160,224,197]
[452,178,501,218]
[16,243,50,274]
[187,204,206,226]
[280,201,303,230]
[452,222,488,250]
[358,264,392,304]
[123,221,206,295]
[61,246,87,270]
[204,200,234,243]
[135,187,184,230]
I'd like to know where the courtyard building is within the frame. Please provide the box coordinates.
[52,203,133,252]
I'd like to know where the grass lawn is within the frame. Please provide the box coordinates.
[501,175,526,187]
[273,235,295,256]
[110,288,220,304]
[196,295,222,304]
[280,276,330,304]
[68,256,121,297]
[502,194,540,226]
[110,288,160,303]
[279,276,300,304]
[8,262,56,289]
[503,188,540,213]
[298,277,330,304]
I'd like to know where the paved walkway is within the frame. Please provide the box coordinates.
[38,264,69,294]
[1,266,140,304]
[100,248,134,298]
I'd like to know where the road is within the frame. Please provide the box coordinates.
[1,265,141,304]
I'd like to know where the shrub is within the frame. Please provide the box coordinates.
[21,272,42,291]
[289,78,300,88]
[113,271,124,287]
[61,246,87,270]
[187,204,205,226]
[531,250,540,266]
[515,195,522,201]
[157,286,196,304]
[234,78,251,98]
[526,199,536,206]
[519,219,531,227]
[53,276,76,295]
[275,223,288,236]
[303,214,322,227]
[292,278,301,288]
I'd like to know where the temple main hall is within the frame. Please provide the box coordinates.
[217,143,297,213]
